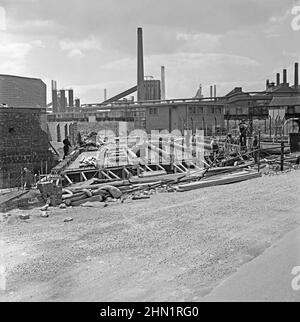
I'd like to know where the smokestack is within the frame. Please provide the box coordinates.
[161,66,166,100]
[51,80,58,113]
[60,90,66,112]
[104,88,107,101]
[210,85,213,100]
[137,27,145,101]
[68,89,74,108]
[75,98,80,108]
[213,85,217,99]
[283,69,287,84]
[276,73,280,86]
[295,62,299,87]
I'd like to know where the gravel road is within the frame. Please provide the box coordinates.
[1,170,300,301]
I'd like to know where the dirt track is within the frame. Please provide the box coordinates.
[1,170,300,302]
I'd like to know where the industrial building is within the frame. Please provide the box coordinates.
[46,27,300,146]
[0,74,55,188]
[0,74,46,108]
[222,62,300,135]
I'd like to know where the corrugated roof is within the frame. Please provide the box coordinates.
[269,96,300,106]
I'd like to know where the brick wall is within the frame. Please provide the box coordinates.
[0,107,53,188]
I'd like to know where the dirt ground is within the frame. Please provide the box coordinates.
[0,170,300,302]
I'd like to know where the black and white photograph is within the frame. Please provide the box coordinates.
[0,0,300,307]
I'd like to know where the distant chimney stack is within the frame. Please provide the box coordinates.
[210,85,213,99]
[276,73,280,86]
[60,89,66,112]
[283,69,287,84]
[213,85,217,99]
[75,98,80,108]
[137,27,145,101]
[68,89,74,108]
[295,62,299,87]
[161,66,166,100]
[51,80,58,113]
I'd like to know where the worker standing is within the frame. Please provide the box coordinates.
[23,167,33,190]
[239,120,248,148]
[63,136,72,159]
[252,134,259,163]
[210,137,219,161]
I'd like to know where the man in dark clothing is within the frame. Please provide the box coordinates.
[210,137,219,161]
[63,137,72,159]
[252,135,259,163]
[239,120,247,147]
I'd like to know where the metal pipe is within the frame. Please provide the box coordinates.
[161,66,166,100]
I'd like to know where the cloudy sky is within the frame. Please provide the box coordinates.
[0,0,300,103]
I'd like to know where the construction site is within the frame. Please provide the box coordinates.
[1,25,300,302]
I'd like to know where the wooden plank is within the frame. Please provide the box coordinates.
[108,170,121,180]
[173,163,185,173]
[100,171,111,180]
[64,174,73,185]
[177,171,262,192]
[139,170,166,178]
[81,172,88,181]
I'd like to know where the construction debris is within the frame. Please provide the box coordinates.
[177,171,262,192]
[2,132,298,214]
[19,214,30,220]
[64,217,73,223]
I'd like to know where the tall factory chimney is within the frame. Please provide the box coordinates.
[60,89,66,112]
[213,85,217,99]
[210,85,213,100]
[137,27,145,101]
[276,73,280,86]
[283,69,287,84]
[294,62,299,87]
[104,88,107,101]
[161,66,166,100]
[68,89,74,109]
[51,80,58,113]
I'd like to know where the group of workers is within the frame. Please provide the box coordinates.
[22,120,260,190]
[210,119,259,161]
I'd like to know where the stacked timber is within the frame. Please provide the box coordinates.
[177,171,262,192]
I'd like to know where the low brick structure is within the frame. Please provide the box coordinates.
[37,181,62,206]
[0,106,55,188]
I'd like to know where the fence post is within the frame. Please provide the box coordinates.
[258,131,261,173]
[159,137,163,165]
[280,141,284,171]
